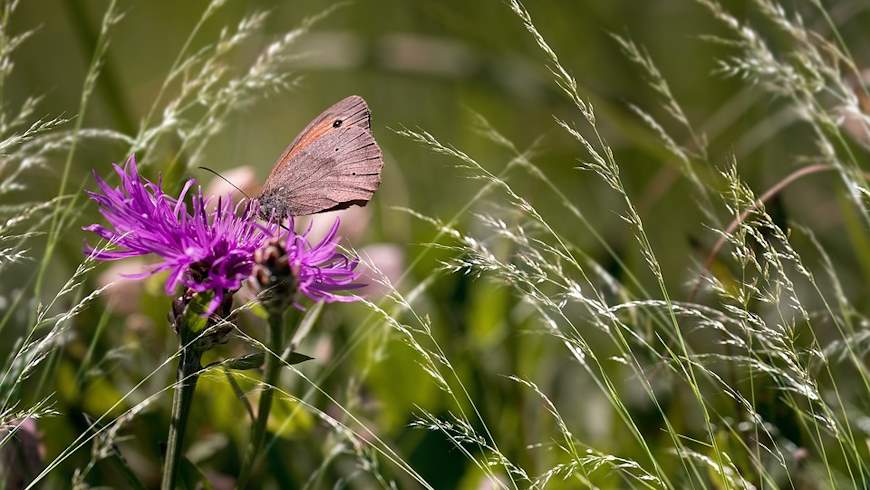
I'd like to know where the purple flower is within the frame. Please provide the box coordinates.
[254,218,364,308]
[286,218,363,303]
[84,156,277,314]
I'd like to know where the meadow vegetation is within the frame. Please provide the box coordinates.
[0,0,868,488]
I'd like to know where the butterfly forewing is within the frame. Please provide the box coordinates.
[259,95,383,218]
[267,96,371,181]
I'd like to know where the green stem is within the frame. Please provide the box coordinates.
[161,343,202,490]
[237,308,296,489]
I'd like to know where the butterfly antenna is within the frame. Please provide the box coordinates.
[197,166,252,200]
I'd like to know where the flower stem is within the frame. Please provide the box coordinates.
[237,308,292,489]
[161,343,201,490]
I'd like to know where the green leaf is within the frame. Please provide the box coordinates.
[223,352,265,371]
[205,351,312,371]
[284,351,314,365]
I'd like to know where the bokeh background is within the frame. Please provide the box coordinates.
[2,0,869,488]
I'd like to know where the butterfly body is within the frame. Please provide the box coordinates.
[258,95,384,220]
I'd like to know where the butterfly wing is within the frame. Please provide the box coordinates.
[265,95,373,184]
[259,96,383,218]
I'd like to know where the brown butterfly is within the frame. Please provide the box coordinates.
[257,95,384,220]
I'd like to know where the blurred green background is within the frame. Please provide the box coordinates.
[2,0,869,488]
[12,0,870,290]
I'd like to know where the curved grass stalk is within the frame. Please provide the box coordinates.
[689,163,837,301]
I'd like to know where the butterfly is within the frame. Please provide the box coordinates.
[257,95,384,220]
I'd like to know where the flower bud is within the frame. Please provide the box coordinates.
[170,290,236,353]
[253,237,297,313]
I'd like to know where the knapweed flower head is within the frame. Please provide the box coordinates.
[84,156,278,314]
[254,218,363,309]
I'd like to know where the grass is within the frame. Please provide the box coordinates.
[1,0,869,488]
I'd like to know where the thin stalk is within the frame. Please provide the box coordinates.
[237,308,298,488]
[161,342,202,490]
[689,163,836,301]
[33,0,119,317]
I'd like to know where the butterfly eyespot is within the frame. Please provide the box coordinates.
[332,119,343,128]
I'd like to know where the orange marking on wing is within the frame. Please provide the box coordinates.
[268,119,334,180]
